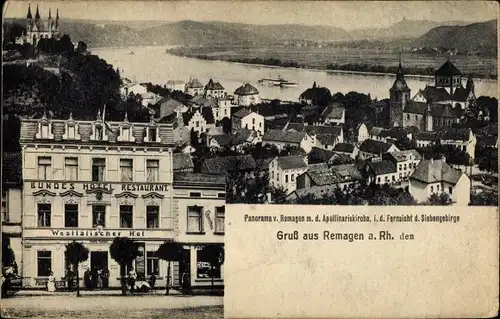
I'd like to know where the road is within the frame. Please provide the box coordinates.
[1,293,223,319]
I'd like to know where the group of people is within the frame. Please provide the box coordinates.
[84,267,110,290]
[125,268,157,293]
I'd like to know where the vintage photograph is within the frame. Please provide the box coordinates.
[1,0,498,318]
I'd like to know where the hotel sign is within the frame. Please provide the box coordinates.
[29,182,169,192]
[24,228,174,240]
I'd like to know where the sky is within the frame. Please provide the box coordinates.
[3,1,498,30]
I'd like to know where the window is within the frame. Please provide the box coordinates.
[377,177,381,183]
[449,187,453,194]
[41,124,49,138]
[431,186,434,193]
[38,156,52,179]
[146,159,159,182]
[149,128,157,142]
[215,206,225,234]
[291,174,295,181]
[37,251,52,276]
[399,164,402,171]
[95,126,103,140]
[146,251,160,276]
[392,176,395,182]
[38,204,51,227]
[92,158,106,182]
[92,205,106,227]
[187,206,203,233]
[120,205,133,228]
[259,122,262,127]
[252,118,255,124]
[64,204,78,228]
[285,175,289,183]
[277,173,279,181]
[2,189,8,222]
[218,193,226,199]
[462,145,466,151]
[404,164,407,170]
[67,126,75,139]
[437,185,440,191]
[271,171,274,179]
[190,192,201,198]
[122,127,130,141]
[120,159,133,182]
[197,246,222,279]
[65,157,78,180]
[146,206,159,229]
[385,176,389,183]
[196,121,199,128]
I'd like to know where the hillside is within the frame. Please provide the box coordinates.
[412,20,497,55]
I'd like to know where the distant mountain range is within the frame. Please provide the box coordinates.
[3,18,497,55]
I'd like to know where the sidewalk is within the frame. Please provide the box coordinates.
[14,288,183,297]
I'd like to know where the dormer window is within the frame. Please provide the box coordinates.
[122,127,130,142]
[67,126,75,139]
[41,123,49,138]
[95,126,103,140]
[148,128,157,142]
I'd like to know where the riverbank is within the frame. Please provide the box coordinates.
[165,47,498,80]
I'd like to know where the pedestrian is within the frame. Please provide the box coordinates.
[149,273,156,290]
[128,268,137,293]
[90,267,98,290]
[84,268,90,290]
[47,271,56,292]
[97,269,103,289]
[64,269,75,292]
[181,271,190,295]
[102,268,110,289]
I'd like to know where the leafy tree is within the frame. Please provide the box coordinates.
[109,237,142,295]
[470,191,498,206]
[156,241,183,295]
[2,236,16,270]
[475,146,498,173]
[64,241,89,297]
[476,96,498,123]
[426,193,452,205]
[226,167,270,204]
[59,35,75,53]
[219,117,231,134]
[270,186,288,204]
[202,245,225,294]
[76,41,88,54]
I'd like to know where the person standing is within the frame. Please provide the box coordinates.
[84,268,90,290]
[181,271,191,295]
[128,268,137,293]
[64,269,75,292]
[102,268,110,289]
[47,271,56,292]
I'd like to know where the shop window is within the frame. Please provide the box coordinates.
[146,205,159,229]
[64,157,78,180]
[92,158,106,182]
[187,206,203,233]
[146,251,160,276]
[38,156,52,179]
[120,159,133,182]
[146,160,159,182]
[120,205,133,228]
[64,204,78,227]
[92,205,106,227]
[38,203,51,227]
[215,206,225,234]
[37,251,52,277]
[196,246,222,279]
[2,189,8,222]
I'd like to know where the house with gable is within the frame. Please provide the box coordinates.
[185,78,204,96]
[409,158,471,205]
[437,127,477,159]
[262,129,314,153]
[231,109,265,136]
[358,139,399,160]
[269,155,309,195]
[204,79,226,99]
[234,83,260,106]
[319,102,345,125]
[182,107,215,135]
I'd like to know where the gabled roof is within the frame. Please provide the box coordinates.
[158,97,186,118]
[205,79,225,91]
[234,83,259,95]
[437,127,471,141]
[308,147,336,164]
[190,95,216,107]
[451,87,471,102]
[286,122,305,132]
[255,157,274,170]
[331,164,362,181]
[263,129,306,144]
[410,159,463,184]
[233,128,257,144]
[421,86,451,102]
[299,86,332,100]
[304,125,342,136]
[369,126,385,136]
[367,160,397,175]
[232,108,252,119]
[386,149,422,162]
[303,163,362,186]
[333,143,355,153]
[320,105,345,119]
[186,78,204,89]
[211,134,234,147]
[316,134,339,146]
[201,107,215,124]
[2,152,22,186]
[173,172,225,186]
[415,131,437,141]
[200,155,256,174]
[435,60,463,77]
[403,101,463,118]
[173,153,194,171]
[359,139,396,154]
[276,155,307,170]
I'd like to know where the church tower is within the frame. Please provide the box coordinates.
[48,9,53,36]
[26,4,33,31]
[34,4,41,31]
[389,54,411,127]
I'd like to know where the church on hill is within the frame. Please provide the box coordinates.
[16,4,61,46]
[389,57,477,132]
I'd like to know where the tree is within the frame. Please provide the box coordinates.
[270,186,288,204]
[76,41,88,54]
[59,34,75,53]
[109,237,142,295]
[219,117,231,134]
[202,245,225,294]
[156,241,183,295]
[64,241,89,297]
[426,193,452,205]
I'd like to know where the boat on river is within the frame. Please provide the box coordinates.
[258,76,298,88]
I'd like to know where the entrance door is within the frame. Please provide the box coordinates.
[91,251,108,271]
[178,248,191,290]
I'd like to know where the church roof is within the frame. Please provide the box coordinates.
[234,83,259,95]
[451,87,471,102]
[390,61,410,92]
[435,60,463,77]
[421,86,451,102]
[403,101,463,118]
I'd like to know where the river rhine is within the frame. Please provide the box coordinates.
[92,45,497,100]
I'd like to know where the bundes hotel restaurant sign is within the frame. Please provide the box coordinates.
[30,182,169,192]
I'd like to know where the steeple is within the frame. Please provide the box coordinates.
[27,4,33,19]
[35,4,40,19]
[396,52,404,80]
[49,8,52,19]
[55,9,60,29]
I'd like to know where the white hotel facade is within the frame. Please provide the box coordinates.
[18,114,225,289]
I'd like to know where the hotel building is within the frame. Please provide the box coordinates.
[19,113,182,289]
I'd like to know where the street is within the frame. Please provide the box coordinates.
[1,293,223,319]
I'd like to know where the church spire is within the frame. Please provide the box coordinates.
[49,8,52,19]
[56,9,59,28]
[396,52,404,79]
[27,4,32,19]
[35,4,40,19]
